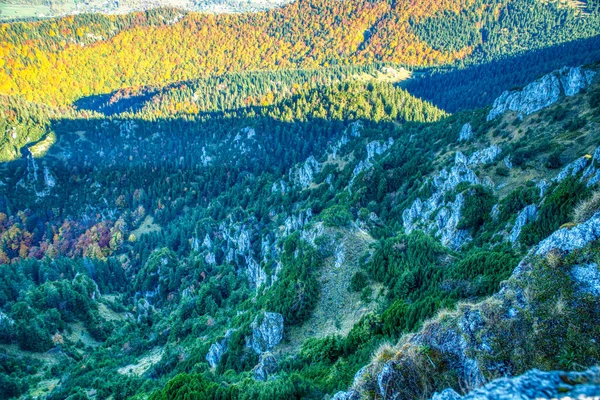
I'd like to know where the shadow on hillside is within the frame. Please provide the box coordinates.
[404,34,600,112]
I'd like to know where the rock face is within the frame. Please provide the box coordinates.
[509,205,538,244]
[252,352,279,381]
[290,155,321,188]
[458,123,473,142]
[431,367,600,400]
[467,145,502,166]
[554,155,590,183]
[487,66,596,121]
[335,210,600,400]
[350,138,394,185]
[206,331,233,368]
[248,312,284,354]
[535,211,600,255]
[570,263,600,297]
[403,152,493,249]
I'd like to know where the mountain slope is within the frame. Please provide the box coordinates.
[0,61,598,399]
[1,0,600,106]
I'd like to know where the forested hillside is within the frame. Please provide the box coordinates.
[0,57,599,398]
[2,0,600,106]
[1,0,600,398]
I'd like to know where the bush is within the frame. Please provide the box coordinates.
[573,190,600,224]
[320,205,352,227]
[546,151,563,169]
[457,185,496,232]
[350,271,368,292]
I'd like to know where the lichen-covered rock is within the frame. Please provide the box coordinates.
[252,352,278,381]
[509,205,538,244]
[431,367,600,400]
[570,263,600,296]
[290,155,321,188]
[553,155,589,182]
[535,211,600,255]
[487,66,596,121]
[458,123,473,142]
[206,330,234,368]
[249,312,284,354]
[468,145,502,166]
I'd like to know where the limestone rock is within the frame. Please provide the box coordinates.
[290,156,321,188]
[245,256,267,288]
[509,205,538,244]
[458,123,473,142]
[249,312,284,354]
[430,367,600,400]
[206,330,234,368]
[536,180,549,198]
[252,352,278,381]
[468,145,502,166]
[487,66,596,121]
[535,211,600,255]
[570,263,600,297]
[553,155,589,183]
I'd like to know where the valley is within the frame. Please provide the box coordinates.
[0,0,599,399]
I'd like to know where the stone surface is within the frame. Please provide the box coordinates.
[571,263,600,296]
[249,312,284,354]
[509,205,538,244]
[252,352,278,381]
[458,123,474,142]
[536,211,600,255]
[553,156,589,183]
[487,66,596,121]
[431,367,600,399]
[468,145,502,166]
[290,155,321,188]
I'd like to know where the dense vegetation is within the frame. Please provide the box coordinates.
[0,0,599,398]
[2,0,600,106]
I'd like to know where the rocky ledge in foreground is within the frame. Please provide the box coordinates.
[333,211,600,400]
[433,367,600,400]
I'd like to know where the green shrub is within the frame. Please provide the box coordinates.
[457,185,496,232]
[320,205,353,227]
[350,271,368,292]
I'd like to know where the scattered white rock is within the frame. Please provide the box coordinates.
[487,66,596,121]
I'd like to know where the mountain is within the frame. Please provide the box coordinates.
[0,0,600,399]
[2,0,600,107]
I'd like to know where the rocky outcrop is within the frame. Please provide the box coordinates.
[554,155,590,183]
[458,123,473,142]
[335,210,600,400]
[582,146,600,187]
[248,312,284,355]
[571,263,600,297]
[535,211,600,255]
[290,156,321,188]
[403,155,485,249]
[509,205,538,244]
[245,256,267,288]
[536,180,549,198]
[350,138,394,185]
[252,352,278,381]
[467,145,502,166]
[487,66,596,121]
[206,330,233,368]
[431,367,600,400]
